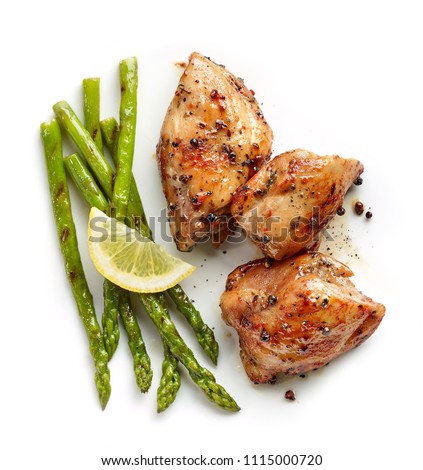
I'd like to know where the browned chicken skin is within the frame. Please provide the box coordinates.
[157,52,273,251]
[220,253,385,383]
[231,149,363,260]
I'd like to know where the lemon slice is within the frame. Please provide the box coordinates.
[88,207,195,293]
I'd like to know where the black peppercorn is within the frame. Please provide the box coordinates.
[268,295,278,306]
[321,326,330,336]
[215,119,227,129]
[354,201,364,215]
[260,328,270,342]
[337,206,346,216]
[284,390,296,401]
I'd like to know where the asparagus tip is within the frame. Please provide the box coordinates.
[100,396,109,411]
[210,350,218,366]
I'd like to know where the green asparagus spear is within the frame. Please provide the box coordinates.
[120,291,153,392]
[167,286,218,365]
[101,117,218,364]
[40,119,111,410]
[157,340,181,412]
[53,100,114,198]
[64,153,108,213]
[83,77,103,153]
[100,117,149,233]
[155,289,181,411]
[113,57,138,219]
[66,152,152,392]
[102,279,120,358]
[83,78,121,360]
[139,294,240,412]
[101,59,139,359]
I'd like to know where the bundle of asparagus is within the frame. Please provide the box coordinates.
[41,57,239,412]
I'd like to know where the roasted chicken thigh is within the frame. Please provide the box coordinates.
[157,52,273,251]
[220,253,385,383]
[231,149,363,260]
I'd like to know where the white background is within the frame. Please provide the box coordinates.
[1,1,422,469]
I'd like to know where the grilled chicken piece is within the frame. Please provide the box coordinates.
[157,52,273,251]
[231,149,363,260]
[220,253,385,383]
